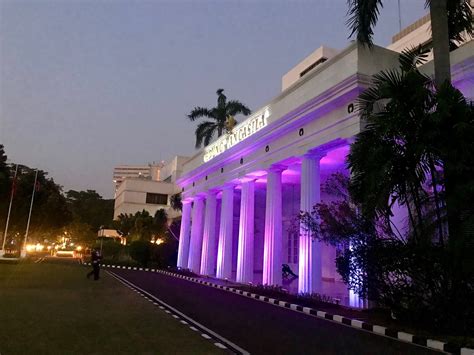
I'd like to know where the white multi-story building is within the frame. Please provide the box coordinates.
[175,15,474,306]
[113,156,189,220]
[113,163,162,194]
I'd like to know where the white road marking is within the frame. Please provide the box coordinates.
[106,270,249,355]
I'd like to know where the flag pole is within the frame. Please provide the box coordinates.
[21,169,38,258]
[1,164,18,257]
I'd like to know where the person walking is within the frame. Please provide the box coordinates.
[87,248,102,280]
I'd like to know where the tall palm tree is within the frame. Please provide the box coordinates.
[349,47,440,242]
[188,89,251,148]
[347,0,473,241]
[346,0,473,87]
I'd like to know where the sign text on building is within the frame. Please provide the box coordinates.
[203,108,270,162]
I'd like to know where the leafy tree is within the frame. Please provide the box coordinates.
[128,240,152,267]
[170,193,182,211]
[113,213,135,240]
[4,165,72,247]
[346,0,472,87]
[188,89,251,148]
[113,209,169,242]
[132,210,155,242]
[64,221,97,246]
[65,190,114,232]
[302,48,474,333]
[0,144,10,199]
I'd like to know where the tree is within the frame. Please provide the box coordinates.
[1,164,72,248]
[114,209,176,267]
[113,213,135,240]
[170,193,182,211]
[0,145,10,199]
[301,48,474,333]
[346,0,472,87]
[113,209,169,243]
[65,190,114,232]
[188,89,251,148]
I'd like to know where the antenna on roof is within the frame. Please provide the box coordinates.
[398,0,402,32]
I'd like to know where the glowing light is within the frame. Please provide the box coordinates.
[203,108,270,162]
[76,246,82,251]
[25,244,45,253]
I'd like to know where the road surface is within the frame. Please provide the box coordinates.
[110,269,438,355]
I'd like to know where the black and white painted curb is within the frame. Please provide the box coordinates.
[105,269,249,355]
[86,263,474,355]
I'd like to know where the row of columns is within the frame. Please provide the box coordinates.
[177,152,325,294]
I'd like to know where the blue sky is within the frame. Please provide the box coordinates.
[0,0,427,198]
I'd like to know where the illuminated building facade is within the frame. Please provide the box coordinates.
[176,24,474,304]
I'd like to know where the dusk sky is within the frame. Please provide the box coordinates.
[0,0,427,198]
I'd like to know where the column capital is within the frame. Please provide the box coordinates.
[205,189,219,197]
[220,183,235,191]
[193,194,205,201]
[268,164,287,174]
[182,198,193,205]
[239,176,257,184]
[303,149,326,160]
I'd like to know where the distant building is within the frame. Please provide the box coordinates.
[97,228,126,245]
[113,156,189,220]
[113,163,162,195]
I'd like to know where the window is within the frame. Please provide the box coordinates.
[146,193,168,205]
[299,57,327,78]
[287,232,299,264]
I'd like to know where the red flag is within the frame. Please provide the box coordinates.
[35,181,41,192]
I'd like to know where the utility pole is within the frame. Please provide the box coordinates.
[1,164,18,257]
[21,169,38,258]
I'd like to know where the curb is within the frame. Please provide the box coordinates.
[85,263,474,355]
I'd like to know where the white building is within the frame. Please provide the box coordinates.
[113,156,189,220]
[175,16,474,305]
[113,163,162,194]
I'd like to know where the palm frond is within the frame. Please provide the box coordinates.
[226,100,252,116]
[346,0,383,46]
[426,0,473,45]
[188,107,214,121]
[216,88,227,109]
[399,45,430,71]
[195,120,217,148]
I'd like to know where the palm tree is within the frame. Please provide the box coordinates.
[349,47,441,242]
[347,0,473,242]
[346,0,472,87]
[188,89,251,148]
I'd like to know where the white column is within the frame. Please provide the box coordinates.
[200,191,217,276]
[187,196,205,273]
[216,185,234,279]
[177,200,192,268]
[236,180,255,283]
[298,152,325,294]
[263,166,285,285]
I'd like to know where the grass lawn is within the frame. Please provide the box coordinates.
[0,261,225,355]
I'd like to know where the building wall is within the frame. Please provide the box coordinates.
[281,46,339,91]
[113,164,162,194]
[179,43,400,185]
[176,37,474,297]
[159,155,190,183]
[114,178,177,219]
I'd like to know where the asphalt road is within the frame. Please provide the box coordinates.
[110,269,438,355]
